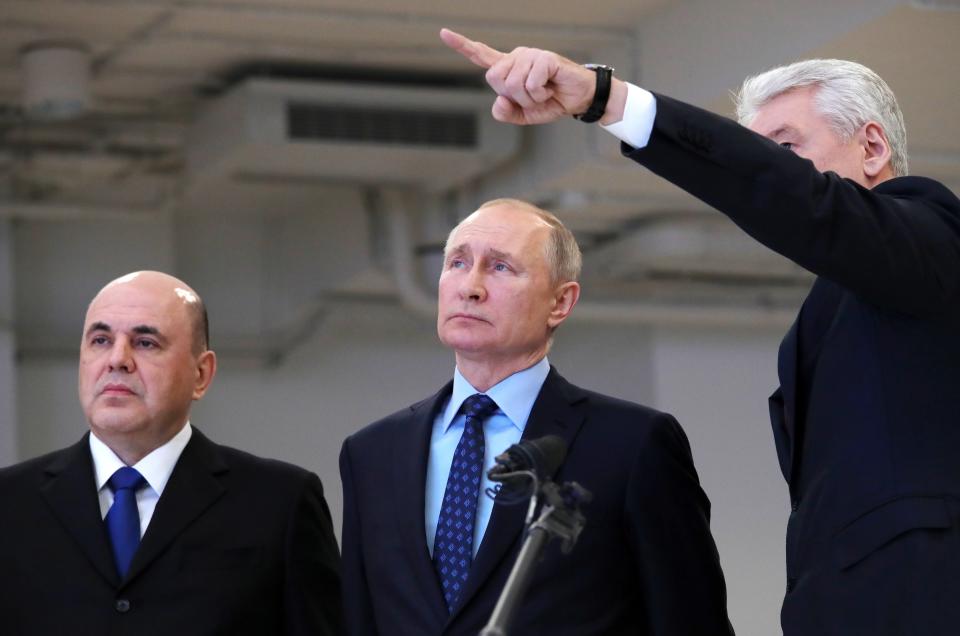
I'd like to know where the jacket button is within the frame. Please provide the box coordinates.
[791,500,799,512]
[115,599,131,613]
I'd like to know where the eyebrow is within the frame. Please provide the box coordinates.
[85,322,112,338]
[85,322,162,338]
[486,248,512,261]
[444,245,518,270]
[767,125,798,139]
[445,244,469,258]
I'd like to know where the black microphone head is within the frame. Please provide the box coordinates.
[499,434,567,480]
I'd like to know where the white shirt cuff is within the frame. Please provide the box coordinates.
[600,82,657,150]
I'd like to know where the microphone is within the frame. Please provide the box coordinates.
[488,435,567,482]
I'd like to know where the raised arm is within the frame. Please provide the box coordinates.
[439,28,627,126]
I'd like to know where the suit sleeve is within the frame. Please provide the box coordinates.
[339,437,380,636]
[624,93,960,319]
[282,471,343,635]
[626,413,734,636]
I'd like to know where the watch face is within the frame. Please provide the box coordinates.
[584,64,615,72]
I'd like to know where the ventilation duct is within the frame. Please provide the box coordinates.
[186,78,519,190]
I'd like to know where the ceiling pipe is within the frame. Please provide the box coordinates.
[381,188,797,329]
[19,41,91,120]
[13,187,795,366]
[379,188,438,319]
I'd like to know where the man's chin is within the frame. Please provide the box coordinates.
[88,411,148,437]
[439,331,492,353]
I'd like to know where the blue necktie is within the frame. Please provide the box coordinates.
[433,393,498,611]
[105,466,146,578]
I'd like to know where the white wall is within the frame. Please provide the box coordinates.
[15,302,787,636]
[15,306,658,531]
[0,221,16,466]
[651,325,787,636]
[0,330,15,466]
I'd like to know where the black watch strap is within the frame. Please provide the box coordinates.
[574,64,614,123]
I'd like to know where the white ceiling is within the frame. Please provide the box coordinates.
[1,0,959,340]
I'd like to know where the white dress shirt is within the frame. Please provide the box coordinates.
[89,420,193,538]
[601,82,658,149]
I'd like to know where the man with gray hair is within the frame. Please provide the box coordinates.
[443,30,960,636]
[340,198,733,635]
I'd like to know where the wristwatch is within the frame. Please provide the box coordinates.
[573,64,615,123]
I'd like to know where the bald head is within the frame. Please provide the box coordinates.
[89,271,209,354]
[79,270,217,465]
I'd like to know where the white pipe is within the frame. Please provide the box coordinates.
[381,189,438,319]
[0,203,163,221]
[383,191,796,329]
[20,42,91,120]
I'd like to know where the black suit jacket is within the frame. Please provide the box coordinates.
[626,93,960,634]
[340,367,733,635]
[0,428,342,636]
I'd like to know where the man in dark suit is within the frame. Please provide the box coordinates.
[340,199,733,635]
[441,29,960,635]
[0,271,342,635]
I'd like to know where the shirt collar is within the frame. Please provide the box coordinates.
[89,420,193,496]
[440,357,551,434]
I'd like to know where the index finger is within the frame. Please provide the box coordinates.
[439,28,504,70]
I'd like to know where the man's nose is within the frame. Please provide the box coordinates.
[460,266,487,301]
[108,338,135,372]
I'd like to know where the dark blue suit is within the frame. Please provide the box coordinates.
[626,93,960,634]
[340,368,733,635]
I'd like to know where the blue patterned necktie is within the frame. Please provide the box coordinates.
[105,466,147,578]
[433,393,498,611]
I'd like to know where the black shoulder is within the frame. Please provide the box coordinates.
[0,444,81,487]
[215,443,312,477]
[571,386,692,458]
[876,175,960,213]
[192,433,320,496]
[344,389,443,449]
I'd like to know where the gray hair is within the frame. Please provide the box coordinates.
[446,198,582,285]
[734,59,908,177]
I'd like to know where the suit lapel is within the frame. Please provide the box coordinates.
[40,434,120,587]
[393,383,453,621]
[123,428,226,586]
[772,313,800,484]
[773,277,843,487]
[449,368,587,622]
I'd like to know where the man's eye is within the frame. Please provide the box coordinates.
[91,336,109,345]
[493,262,509,272]
[449,259,465,269]
[780,142,795,150]
[135,339,157,349]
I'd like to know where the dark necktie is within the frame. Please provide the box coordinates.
[105,466,147,578]
[433,393,498,611]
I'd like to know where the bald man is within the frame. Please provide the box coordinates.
[0,271,342,636]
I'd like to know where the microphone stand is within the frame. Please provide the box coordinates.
[479,479,592,636]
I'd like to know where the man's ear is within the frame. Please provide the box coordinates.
[547,281,581,329]
[861,121,894,181]
[192,350,217,400]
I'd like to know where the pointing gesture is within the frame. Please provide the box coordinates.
[439,28,626,126]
